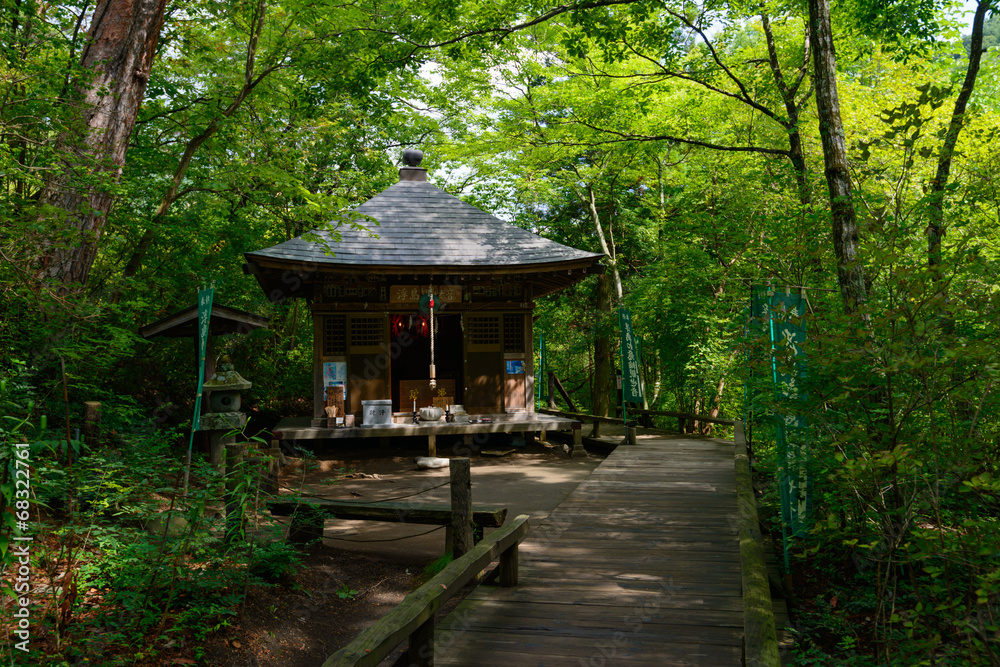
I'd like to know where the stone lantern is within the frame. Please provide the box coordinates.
[200,355,252,467]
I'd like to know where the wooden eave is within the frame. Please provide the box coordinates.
[139,304,270,339]
[244,255,605,302]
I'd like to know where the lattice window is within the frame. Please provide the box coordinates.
[468,315,501,346]
[350,317,383,347]
[503,314,525,353]
[323,315,347,356]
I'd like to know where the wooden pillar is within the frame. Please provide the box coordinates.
[82,401,101,447]
[547,371,557,410]
[450,458,473,558]
[427,433,437,457]
[627,424,637,446]
[571,422,586,458]
[591,418,601,438]
[312,313,324,423]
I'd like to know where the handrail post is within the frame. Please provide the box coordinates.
[499,542,519,586]
[409,618,434,667]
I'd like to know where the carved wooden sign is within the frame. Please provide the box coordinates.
[389,285,462,304]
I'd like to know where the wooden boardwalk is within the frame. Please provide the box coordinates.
[435,434,746,666]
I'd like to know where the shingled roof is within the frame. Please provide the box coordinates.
[244,159,605,301]
[247,181,603,269]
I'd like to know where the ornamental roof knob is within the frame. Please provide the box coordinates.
[402,149,423,167]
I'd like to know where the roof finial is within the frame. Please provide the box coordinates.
[399,148,427,182]
[402,148,423,167]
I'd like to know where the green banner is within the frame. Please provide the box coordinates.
[749,286,810,540]
[189,287,214,441]
[619,308,643,404]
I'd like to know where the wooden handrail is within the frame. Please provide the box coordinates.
[538,407,625,426]
[734,422,780,666]
[267,499,507,527]
[538,407,735,429]
[641,409,736,426]
[320,514,531,667]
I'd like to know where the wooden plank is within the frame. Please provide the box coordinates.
[321,514,530,667]
[464,579,742,602]
[440,598,747,630]
[520,551,742,566]
[434,633,743,666]
[437,614,745,646]
[266,499,506,527]
[517,564,743,584]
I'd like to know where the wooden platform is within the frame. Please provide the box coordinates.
[273,413,582,456]
[274,413,579,440]
[434,435,747,666]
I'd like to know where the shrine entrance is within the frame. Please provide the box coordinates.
[390,313,463,412]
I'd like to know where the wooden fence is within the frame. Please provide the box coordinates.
[320,514,530,667]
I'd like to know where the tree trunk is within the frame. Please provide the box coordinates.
[807,0,867,313]
[927,0,991,269]
[35,0,169,288]
[584,184,624,300]
[761,8,812,207]
[592,273,614,418]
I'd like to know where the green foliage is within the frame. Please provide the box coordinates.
[422,552,454,578]
[336,584,360,600]
[249,540,304,584]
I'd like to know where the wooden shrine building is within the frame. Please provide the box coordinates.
[243,151,604,429]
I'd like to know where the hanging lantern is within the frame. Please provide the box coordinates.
[390,314,406,338]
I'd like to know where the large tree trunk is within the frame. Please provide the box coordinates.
[35,0,169,288]
[807,0,867,313]
[579,182,621,417]
[592,273,614,418]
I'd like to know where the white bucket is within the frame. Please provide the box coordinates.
[361,400,393,427]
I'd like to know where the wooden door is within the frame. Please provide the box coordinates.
[465,314,503,413]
